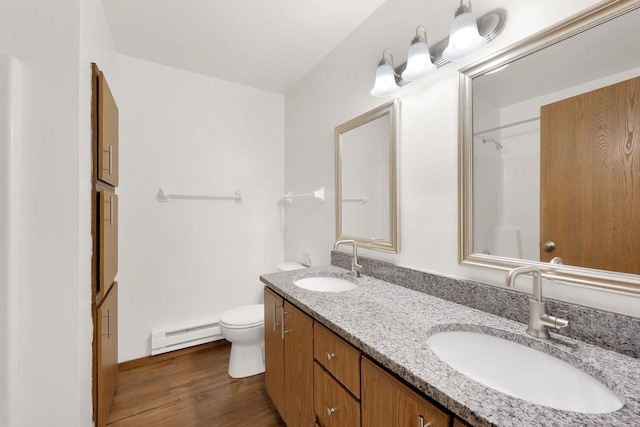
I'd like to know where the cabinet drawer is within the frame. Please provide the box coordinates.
[314,362,360,427]
[314,323,361,398]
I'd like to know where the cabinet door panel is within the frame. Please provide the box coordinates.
[362,357,450,427]
[98,189,118,298]
[284,301,314,427]
[98,72,119,186]
[264,288,286,419]
[97,282,118,427]
[314,362,360,427]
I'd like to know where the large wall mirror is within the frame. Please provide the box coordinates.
[335,99,399,253]
[459,0,640,294]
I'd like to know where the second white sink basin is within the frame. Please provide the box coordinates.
[426,331,623,414]
[294,276,357,292]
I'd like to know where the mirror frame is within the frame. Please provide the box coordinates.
[459,0,640,295]
[335,99,399,253]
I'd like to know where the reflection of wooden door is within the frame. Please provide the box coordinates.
[540,76,640,274]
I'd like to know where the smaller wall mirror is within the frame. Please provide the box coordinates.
[335,100,399,253]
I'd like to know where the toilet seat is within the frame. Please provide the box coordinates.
[220,304,264,329]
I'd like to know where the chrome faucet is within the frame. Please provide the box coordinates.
[333,240,363,278]
[506,266,569,339]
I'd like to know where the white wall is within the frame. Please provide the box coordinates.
[284,0,640,317]
[0,0,115,425]
[0,0,84,424]
[115,54,285,361]
[0,53,20,427]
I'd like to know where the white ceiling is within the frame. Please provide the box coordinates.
[101,0,388,94]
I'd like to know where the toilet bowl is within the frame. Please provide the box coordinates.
[219,304,265,378]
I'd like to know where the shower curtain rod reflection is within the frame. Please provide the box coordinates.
[473,116,540,137]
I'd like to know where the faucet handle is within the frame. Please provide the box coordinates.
[541,314,570,331]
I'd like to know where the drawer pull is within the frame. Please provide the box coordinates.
[280,309,290,339]
[326,407,336,417]
[102,310,111,339]
[103,146,113,175]
[272,301,278,331]
[104,195,114,225]
[326,352,335,361]
[418,415,431,427]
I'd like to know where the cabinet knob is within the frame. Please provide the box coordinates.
[542,241,556,252]
[326,407,336,417]
[326,352,335,361]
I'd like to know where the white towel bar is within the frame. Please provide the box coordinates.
[283,186,325,204]
[159,187,243,204]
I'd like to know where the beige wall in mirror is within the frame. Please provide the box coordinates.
[335,100,398,253]
[460,0,640,294]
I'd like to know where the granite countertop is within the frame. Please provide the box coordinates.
[260,266,640,427]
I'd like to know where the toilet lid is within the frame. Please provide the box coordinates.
[220,304,264,329]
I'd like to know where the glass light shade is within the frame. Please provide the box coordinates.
[370,63,399,97]
[401,41,437,81]
[442,11,487,61]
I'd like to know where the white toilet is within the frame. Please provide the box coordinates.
[220,304,265,378]
[220,262,307,378]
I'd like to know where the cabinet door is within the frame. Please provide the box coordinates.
[98,189,118,299]
[453,417,471,427]
[284,300,314,427]
[98,71,119,186]
[362,357,450,427]
[264,288,286,419]
[314,362,360,427]
[97,282,118,427]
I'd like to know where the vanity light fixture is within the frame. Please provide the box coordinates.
[401,26,436,81]
[442,0,486,61]
[370,2,506,97]
[370,49,401,97]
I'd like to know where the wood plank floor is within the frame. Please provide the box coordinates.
[107,341,286,427]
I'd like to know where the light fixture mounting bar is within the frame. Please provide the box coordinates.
[393,9,507,87]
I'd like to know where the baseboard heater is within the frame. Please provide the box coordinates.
[151,321,223,356]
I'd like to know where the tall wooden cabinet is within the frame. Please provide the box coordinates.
[264,288,314,426]
[92,63,120,427]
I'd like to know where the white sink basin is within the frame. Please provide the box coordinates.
[426,331,623,414]
[294,277,357,292]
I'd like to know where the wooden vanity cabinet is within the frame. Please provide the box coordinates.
[264,287,314,426]
[361,357,451,427]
